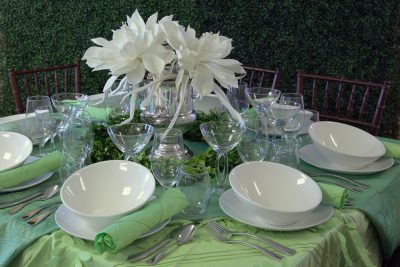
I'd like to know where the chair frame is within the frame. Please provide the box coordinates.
[8,60,81,114]
[241,66,280,89]
[296,70,390,135]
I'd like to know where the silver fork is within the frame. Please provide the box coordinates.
[205,224,283,261]
[311,178,363,193]
[308,173,369,189]
[206,217,296,256]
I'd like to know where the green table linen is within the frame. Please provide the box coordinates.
[381,138,400,159]
[0,151,62,189]
[10,210,380,267]
[318,182,348,209]
[95,188,188,254]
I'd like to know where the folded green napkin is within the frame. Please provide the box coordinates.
[318,182,348,209]
[85,105,110,121]
[0,151,62,189]
[382,140,400,159]
[95,188,188,254]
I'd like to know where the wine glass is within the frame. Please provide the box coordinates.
[150,128,185,188]
[280,93,305,142]
[34,104,64,153]
[225,82,250,114]
[25,95,52,145]
[51,93,90,116]
[200,121,245,193]
[107,123,154,161]
[237,114,269,162]
[245,87,281,116]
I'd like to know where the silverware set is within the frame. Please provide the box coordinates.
[205,217,296,261]
[305,172,368,194]
[0,184,60,226]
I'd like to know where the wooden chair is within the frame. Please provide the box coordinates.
[241,66,280,89]
[296,70,390,135]
[8,60,82,114]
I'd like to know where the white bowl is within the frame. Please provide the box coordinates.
[308,121,385,169]
[0,132,33,172]
[60,160,155,229]
[229,161,322,225]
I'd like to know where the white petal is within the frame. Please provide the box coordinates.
[192,65,214,96]
[91,38,110,47]
[126,63,145,84]
[128,10,146,32]
[142,54,165,74]
[120,41,137,58]
[146,12,158,30]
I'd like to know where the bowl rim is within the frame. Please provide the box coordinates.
[308,121,385,158]
[229,161,322,213]
[60,160,155,218]
[0,131,33,171]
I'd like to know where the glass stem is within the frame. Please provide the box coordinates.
[216,152,229,188]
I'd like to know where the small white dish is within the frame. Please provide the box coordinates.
[309,121,385,169]
[0,132,33,172]
[300,144,394,175]
[0,156,54,193]
[61,160,155,229]
[229,161,322,225]
[55,204,171,241]
[219,189,333,231]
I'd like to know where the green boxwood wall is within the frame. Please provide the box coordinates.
[1,0,399,137]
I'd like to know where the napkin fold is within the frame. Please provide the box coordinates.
[0,151,62,189]
[382,140,400,159]
[95,188,188,254]
[317,182,348,209]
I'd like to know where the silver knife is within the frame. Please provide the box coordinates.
[127,238,172,262]
[0,192,42,209]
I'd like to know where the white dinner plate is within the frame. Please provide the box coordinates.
[219,189,333,231]
[300,144,394,175]
[0,156,55,193]
[55,204,171,241]
[0,131,33,172]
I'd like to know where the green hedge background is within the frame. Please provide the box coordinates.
[0,0,399,137]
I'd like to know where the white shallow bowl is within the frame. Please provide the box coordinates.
[0,131,33,172]
[308,121,385,169]
[229,161,322,225]
[61,160,155,229]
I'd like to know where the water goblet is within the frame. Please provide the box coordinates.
[62,111,93,169]
[25,95,52,144]
[150,128,185,188]
[226,82,250,114]
[280,93,305,142]
[34,104,64,153]
[237,114,269,162]
[200,121,245,193]
[245,87,281,116]
[107,123,154,162]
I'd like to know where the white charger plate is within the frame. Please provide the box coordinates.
[0,156,55,193]
[55,204,171,241]
[219,189,333,231]
[300,144,394,175]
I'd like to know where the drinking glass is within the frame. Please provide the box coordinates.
[237,114,269,162]
[178,165,211,216]
[34,104,64,153]
[280,93,305,142]
[226,82,249,114]
[25,95,52,145]
[62,111,93,169]
[268,138,300,169]
[51,93,90,115]
[107,123,154,161]
[200,121,245,193]
[245,87,281,116]
[150,128,185,188]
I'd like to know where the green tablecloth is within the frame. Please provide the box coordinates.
[0,125,399,266]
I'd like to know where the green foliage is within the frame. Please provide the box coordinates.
[0,0,399,137]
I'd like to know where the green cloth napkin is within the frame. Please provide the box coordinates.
[95,188,188,254]
[318,182,348,209]
[85,105,109,121]
[382,140,400,159]
[0,151,62,189]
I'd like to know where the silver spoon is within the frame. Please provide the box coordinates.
[7,185,59,214]
[147,224,196,265]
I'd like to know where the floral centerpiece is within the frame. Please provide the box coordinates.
[83,10,245,128]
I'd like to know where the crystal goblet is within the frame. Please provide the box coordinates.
[107,123,154,162]
[200,121,245,193]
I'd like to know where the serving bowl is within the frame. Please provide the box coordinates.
[0,131,33,172]
[60,160,155,229]
[308,121,385,169]
[229,161,322,225]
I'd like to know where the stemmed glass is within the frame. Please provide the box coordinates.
[150,128,185,188]
[280,93,305,142]
[245,87,281,117]
[107,123,154,162]
[200,121,245,193]
[25,95,52,145]
[225,82,250,114]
